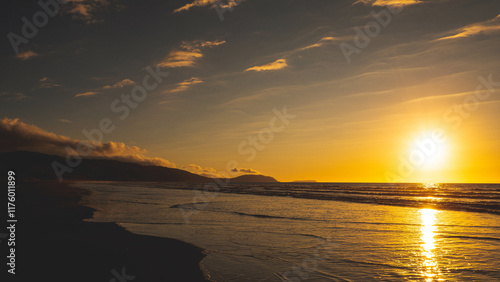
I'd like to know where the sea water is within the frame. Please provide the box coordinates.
[78,182,500,281]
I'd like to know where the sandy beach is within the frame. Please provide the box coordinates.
[8,181,207,282]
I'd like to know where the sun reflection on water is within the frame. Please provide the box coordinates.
[420,208,442,281]
[423,183,440,189]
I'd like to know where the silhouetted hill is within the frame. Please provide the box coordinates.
[0,151,278,183]
[230,174,278,183]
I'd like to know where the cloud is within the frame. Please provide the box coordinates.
[439,14,500,40]
[158,40,226,68]
[58,119,72,123]
[246,58,288,72]
[354,0,421,6]
[0,117,176,168]
[61,0,115,23]
[39,77,62,88]
[300,37,339,51]
[200,40,226,48]
[74,78,135,98]
[173,0,243,13]
[103,78,136,89]
[15,50,38,61]
[231,167,260,174]
[184,164,223,178]
[75,91,100,97]
[0,92,28,101]
[166,77,203,93]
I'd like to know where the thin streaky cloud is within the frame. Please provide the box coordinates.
[38,77,62,88]
[75,91,100,98]
[439,14,500,40]
[15,50,38,61]
[246,59,288,72]
[158,40,226,68]
[173,0,243,13]
[300,37,339,51]
[354,0,421,6]
[0,92,28,101]
[166,77,203,93]
[103,78,136,89]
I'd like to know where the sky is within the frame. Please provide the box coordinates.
[1,0,499,183]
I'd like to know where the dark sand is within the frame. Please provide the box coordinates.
[3,181,207,281]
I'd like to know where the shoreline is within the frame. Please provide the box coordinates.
[10,181,207,281]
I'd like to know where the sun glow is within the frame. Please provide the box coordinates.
[409,130,449,171]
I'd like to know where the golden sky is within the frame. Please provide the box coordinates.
[1,0,499,183]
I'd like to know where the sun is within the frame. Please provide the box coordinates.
[408,130,449,171]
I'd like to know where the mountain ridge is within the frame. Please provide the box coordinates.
[0,151,278,183]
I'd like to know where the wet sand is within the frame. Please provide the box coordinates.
[8,181,207,281]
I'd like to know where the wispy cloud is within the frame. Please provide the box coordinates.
[61,0,117,23]
[58,119,72,123]
[173,0,244,13]
[245,58,288,72]
[231,167,260,174]
[39,77,62,88]
[103,78,135,89]
[0,92,28,101]
[158,40,225,68]
[0,117,176,167]
[75,91,100,98]
[354,0,421,6]
[15,50,38,61]
[184,163,223,178]
[439,14,500,40]
[75,78,135,97]
[165,77,203,93]
[300,37,338,51]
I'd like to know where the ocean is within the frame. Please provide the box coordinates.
[78,182,500,281]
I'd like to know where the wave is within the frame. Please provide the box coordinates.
[158,183,500,215]
[438,235,500,242]
[170,202,311,221]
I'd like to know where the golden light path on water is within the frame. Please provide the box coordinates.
[420,208,442,281]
